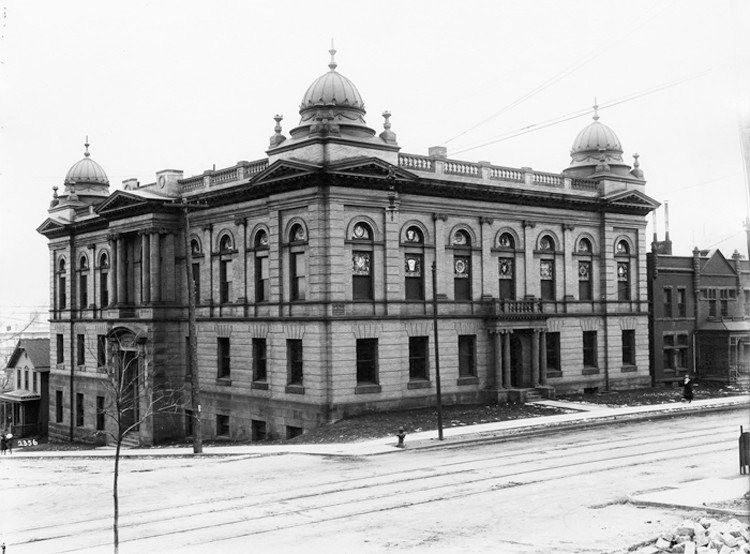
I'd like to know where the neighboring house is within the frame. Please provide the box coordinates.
[648,239,750,386]
[0,338,50,437]
[38,49,658,445]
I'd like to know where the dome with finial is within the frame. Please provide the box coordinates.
[564,104,632,178]
[288,44,375,141]
[64,139,109,187]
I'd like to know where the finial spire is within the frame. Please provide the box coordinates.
[592,98,599,122]
[328,39,337,71]
[84,136,90,157]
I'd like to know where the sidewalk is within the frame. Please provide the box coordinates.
[7,394,749,459]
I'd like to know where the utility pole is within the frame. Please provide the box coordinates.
[179,198,205,454]
[431,261,444,440]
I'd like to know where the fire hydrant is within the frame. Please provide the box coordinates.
[396,427,406,448]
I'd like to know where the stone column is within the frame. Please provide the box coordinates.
[433,213,447,299]
[563,224,575,299]
[532,329,540,386]
[163,231,175,302]
[491,331,502,389]
[480,217,494,300]
[142,231,151,303]
[235,217,248,303]
[540,330,548,386]
[383,205,401,314]
[150,231,161,303]
[116,235,126,304]
[503,330,512,388]
[523,221,535,298]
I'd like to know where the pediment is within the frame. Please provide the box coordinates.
[327,157,418,183]
[603,189,660,210]
[249,159,321,186]
[36,217,68,235]
[96,190,156,215]
[702,250,736,276]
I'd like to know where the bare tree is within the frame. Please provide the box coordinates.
[97,330,183,554]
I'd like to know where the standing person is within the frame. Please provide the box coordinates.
[5,433,12,454]
[682,375,694,403]
[0,434,6,455]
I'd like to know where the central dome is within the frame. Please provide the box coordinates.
[563,107,632,178]
[571,117,622,154]
[300,55,365,111]
[64,143,109,187]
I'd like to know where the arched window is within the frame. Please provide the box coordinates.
[578,238,592,253]
[576,237,594,301]
[78,255,89,310]
[351,222,374,300]
[615,239,631,301]
[99,253,109,307]
[538,234,556,300]
[58,258,67,310]
[218,234,234,303]
[289,223,307,301]
[219,234,233,253]
[453,230,472,301]
[497,232,516,300]
[254,230,269,302]
[404,226,424,301]
[190,239,201,256]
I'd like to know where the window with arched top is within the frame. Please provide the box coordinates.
[453,229,472,301]
[576,237,594,301]
[497,232,516,300]
[289,223,307,301]
[254,230,269,302]
[78,255,89,310]
[497,232,515,250]
[190,239,201,256]
[79,256,88,270]
[538,235,556,300]
[403,226,424,301]
[57,259,67,311]
[578,238,592,253]
[219,234,233,252]
[615,239,631,301]
[539,234,555,251]
[352,222,374,300]
[99,252,109,307]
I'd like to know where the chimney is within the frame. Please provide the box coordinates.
[428,146,447,159]
[664,200,671,242]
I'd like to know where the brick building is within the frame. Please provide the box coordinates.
[38,50,658,445]
[647,234,750,386]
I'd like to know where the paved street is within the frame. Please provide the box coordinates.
[2,409,748,554]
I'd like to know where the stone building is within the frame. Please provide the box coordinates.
[647,231,750,385]
[38,49,658,445]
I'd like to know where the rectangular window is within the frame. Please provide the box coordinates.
[707,288,717,317]
[33,372,38,393]
[290,252,306,301]
[540,260,555,301]
[405,254,424,301]
[353,251,373,300]
[100,270,109,307]
[217,337,231,379]
[617,262,630,301]
[458,335,476,377]
[59,276,66,309]
[255,256,269,302]
[216,414,230,437]
[677,288,686,318]
[96,396,105,431]
[677,334,689,368]
[498,258,515,300]
[409,336,429,380]
[79,274,88,309]
[16,370,21,389]
[582,331,598,368]
[24,369,29,390]
[622,330,635,366]
[77,334,85,366]
[356,338,378,384]
[252,338,267,381]
[57,333,64,364]
[287,339,303,385]
[578,261,591,301]
[220,260,232,303]
[454,256,471,301]
[545,332,561,371]
[720,299,729,317]
[56,390,64,423]
[663,288,673,318]
[251,420,267,441]
[76,393,84,427]
[746,290,750,316]
[97,335,106,368]
[191,262,201,303]
[663,335,675,370]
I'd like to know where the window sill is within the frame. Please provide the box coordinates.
[545,370,563,379]
[285,384,305,395]
[251,381,269,390]
[456,376,478,386]
[215,378,232,387]
[582,367,600,375]
[355,384,381,394]
[620,365,638,373]
[407,380,431,390]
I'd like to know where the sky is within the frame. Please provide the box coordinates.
[1,0,748,323]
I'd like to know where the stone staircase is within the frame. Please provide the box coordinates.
[119,432,140,449]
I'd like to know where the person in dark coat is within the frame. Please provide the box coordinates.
[0,434,6,455]
[682,375,694,403]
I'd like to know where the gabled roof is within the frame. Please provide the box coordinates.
[701,249,736,276]
[36,217,69,235]
[326,157,418,183]
[95,189,171,216]
[6,338,50,371]
[249,159,321,186]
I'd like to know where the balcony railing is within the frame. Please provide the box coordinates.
[487,299,544,317]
